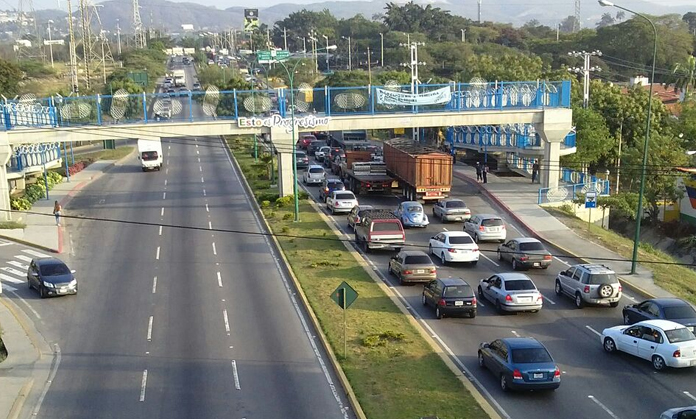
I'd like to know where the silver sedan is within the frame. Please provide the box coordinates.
[478,273,543,314]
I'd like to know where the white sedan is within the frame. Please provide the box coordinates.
[602,319,696,370]
[326,191,358,214]
[428,231,479,265]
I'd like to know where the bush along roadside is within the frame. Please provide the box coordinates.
[226,136,490,419]
[10,171,64,212]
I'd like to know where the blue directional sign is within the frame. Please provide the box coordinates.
[585,191,597,209]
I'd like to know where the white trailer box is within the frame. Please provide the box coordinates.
[137,139,163,171]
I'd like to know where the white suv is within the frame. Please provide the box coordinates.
[555,264,622,308]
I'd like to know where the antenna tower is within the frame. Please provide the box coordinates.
[132,0,146,48]
[87,4,115,83]
[574,0,581,32]
[477,0,482,23]
[15,0,42,59]
[78,0,92,89]
[66,0,79,92]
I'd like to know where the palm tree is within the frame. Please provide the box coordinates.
[669,55,696,101]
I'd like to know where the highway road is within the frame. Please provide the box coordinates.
[299,157,696,419]
[27,136,352,419]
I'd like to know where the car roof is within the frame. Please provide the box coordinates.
[501,337,545,349]
[33,257,65,265]
[439,277,471,287]
[650,298,692,308]
[357,205,374,210]
[497,272,533,281]
[636,319,690,330]
[308,164,323,169]
[401,201,421,206]
[476,214,502,219]
[573,264,615,274]
[513,237,542,243]
[326,178,343,183]
[441,231,472,238]
[400,250,429,257]
[441,198,465,203]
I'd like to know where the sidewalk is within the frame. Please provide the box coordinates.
[452,164,676,299]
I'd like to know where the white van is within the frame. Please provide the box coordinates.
[137,139,163,171]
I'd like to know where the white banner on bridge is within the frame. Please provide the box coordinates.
[375,86,452,106]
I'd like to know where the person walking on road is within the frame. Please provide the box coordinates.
[482,163,489,184]
[475,162,483,182]
[532,160,540,183]
[53,201,62,226]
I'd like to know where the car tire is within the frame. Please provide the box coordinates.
[436,307,443,319]
[428,244,433,254]
[421,294,427,306]
[474,234,480,243]
[478,351,485,368]
[598,284,613,298]
[610,301,619,308]
[478,286,484,298]
[497,251,502,261]
[652,355,666,371]
[554,280,563,296]
[541,265,549,270]
[575,293,585,309]
[470,260,478,266]
[623,314,631,325]
[495,300,503,314]
[500,374,509,392]
[39,286,47,299]
[399,274,405,286]
[470,310,477,318]
[441,252,448,266]
[512,259,518,271]
[603,337,616,353]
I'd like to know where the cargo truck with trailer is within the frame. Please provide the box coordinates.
[383,139,452,202]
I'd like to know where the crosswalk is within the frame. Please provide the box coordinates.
[0,247,51,294]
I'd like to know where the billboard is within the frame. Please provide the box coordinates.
[244,9,259,32]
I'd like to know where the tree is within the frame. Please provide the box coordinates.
[596,13,616,28]
[561,107,615,171]
[560,16,579,33]
[0,59,22,96]
[683,12,696,33]
[273,10,338,53]
[668,55,696,99]
[616,11,626,22]
[317,70,369,87]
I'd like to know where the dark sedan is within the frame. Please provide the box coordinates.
[497,237,552,270]
[319,179,346,202]
[27,257,77,298]
[623,298,696,334]
[478,337,560,392]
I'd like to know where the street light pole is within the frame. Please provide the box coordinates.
[367,46,372,85]
[342,36,352,70]
[322,34,329,72]
[283,27,288,50]
[599,0,657,274]
[47,20,54,68]
[379,32,384,66]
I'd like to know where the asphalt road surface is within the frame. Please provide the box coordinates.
[300,155,696,419]
[29,135,352,419]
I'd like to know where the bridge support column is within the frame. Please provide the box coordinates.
[535,108,573,190]
[0,133,12,221]
[270,127,295,197]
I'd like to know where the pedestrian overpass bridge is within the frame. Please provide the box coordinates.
[0,80,574,217]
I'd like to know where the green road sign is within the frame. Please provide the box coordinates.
[331,281,358,310]
[127,71,148,87]
[257,50,291,62]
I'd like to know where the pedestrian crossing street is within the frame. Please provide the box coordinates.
[0,242,52,294]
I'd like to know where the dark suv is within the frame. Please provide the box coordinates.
[27,257,77,298]
[319,178,346,202]
[422,277,477,319]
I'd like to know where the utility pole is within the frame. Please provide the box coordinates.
[79,0,91,89]
[379,32,384,66]
[568,50,602,108]
[322,34,329,72]
[478,0,482,23]
[116,19,122,55]
[298,36,306,53]
[556,23,560,41]
[400,41,426,142]
[308,29,318,74]
[132,0,146,48]
[283,27,287,50]
[47,19,54,67]
[367,46,372,85]
[341,35,351,70]
[66,0,79,93]
[574,0,581,32]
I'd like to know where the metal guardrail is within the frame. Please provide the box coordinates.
[538,179,611,205]
[8,143,62,172]
[449,126,576,151]
[1,80,571,130]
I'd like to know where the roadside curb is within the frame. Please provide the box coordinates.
[7,378,34,419]
[225,143,368,419]
[0,234,57,254]
[453,171,658,300]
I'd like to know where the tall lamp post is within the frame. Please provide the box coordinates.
[274,45,337,221]
[322,34,330,72]
[379,32,384,66]
[341,36,352,70]
[599,0,657,274]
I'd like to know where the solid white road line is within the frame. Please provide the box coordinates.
[542,295,557,305]
[0,273,24,284]
[15,255,32,262]
[147,316,153,341]
[212,242,217,255]
[139,370,148,402]
[156,247,160,260]
[554,257,570,266]
[160,208,165,217]
[588,395,620,419]
[159,226,163,236]
[30,344,61,417]
[162,192,166,200]
[1,267,26,277]
[586,325,602,338]
[7,260,28,270]
[208,221,212,230]
[152,276,157,294]
[205,204,209,212]
[217,272,222,287]
[231,360,241,390]
[22,249,50,258]
[684,391,696,402]
[223,309,230,333]
[480,253,500,267]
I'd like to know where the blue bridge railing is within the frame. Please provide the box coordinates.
[0,80,571,130]
[8,142,62,172]
[538,179,611,205]
[448,124,576,152]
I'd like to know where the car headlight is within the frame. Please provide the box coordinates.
[43,281,55,288]
[69,279,77,287]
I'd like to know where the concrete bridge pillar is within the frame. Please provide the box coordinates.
[0,133,12,221]
[269,127,295,197]
[535,108,573,190]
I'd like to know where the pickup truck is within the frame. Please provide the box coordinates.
[354,210,405,253]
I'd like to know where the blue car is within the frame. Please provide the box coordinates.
[394,201,429,228]
[478,338,560,392]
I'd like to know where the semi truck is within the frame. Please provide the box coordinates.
[342,161,395,195]
[137,139,163,171]
[383,139,452,202]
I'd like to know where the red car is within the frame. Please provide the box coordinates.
[298,134,317,149]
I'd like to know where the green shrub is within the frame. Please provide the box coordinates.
[362,331,406,348]
[25,184,46,203]
[261,200,271,208]
[275,195,293,207]
[283,213,293,221]
[10,196,31,211]
[48,171,63,184]
[257,192,280,203]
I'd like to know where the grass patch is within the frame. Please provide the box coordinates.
[546,207,696,305]
[227,136,488,419]
[0,221,26,229]
[75,146,135,163]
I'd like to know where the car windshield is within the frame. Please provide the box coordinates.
[446,201,466,208]
[309,167,324,174]
[335,193,355,200]
[665,327,696,344]
[372,222,401,232]
[295,152,307,157]
[443,285,472,298]
[588,273,617,285]
[40,263,71,276]
[142,151,158,161]
[311,141,324,148]
[664,306,696,320]
[505,280,536,291]
[449,236,474,244]
[404,255,432,265]
[482,218,504,226]
[319,147,330,152]
[519,242,545,251]
[406,205,422,213]
[511,348,553,364]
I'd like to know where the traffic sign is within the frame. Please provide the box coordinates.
[257,50,291,62]
[331,281,358,309]
[585,191,597,209]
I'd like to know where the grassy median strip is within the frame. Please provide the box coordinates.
[547,208,696,305]
[228,137,489,419]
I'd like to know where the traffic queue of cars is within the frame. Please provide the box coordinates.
[293,134,696,402]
